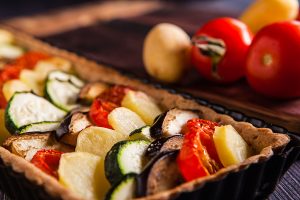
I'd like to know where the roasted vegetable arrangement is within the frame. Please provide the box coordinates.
[0,30,272,200]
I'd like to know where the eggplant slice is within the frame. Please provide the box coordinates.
[78,82,109,104]
[150,108,201,138]
[150,112,167,138]
[136,150,183,197]
[56,109,91,146]
[146,151,183,195]
[145,135,183,158]
[2,133,73,161]
[162,108,200,137]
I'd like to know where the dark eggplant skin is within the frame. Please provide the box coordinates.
[145,137,169,158]
[149,112,167,138]
[135,150,180,197]
[146,151,184,195]
[145,135,183,158]
[55,113,72,140]
[55,107,89,140]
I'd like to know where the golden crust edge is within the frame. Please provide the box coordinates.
[0,24,291,200]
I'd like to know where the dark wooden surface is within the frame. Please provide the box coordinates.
[34,1,300,134]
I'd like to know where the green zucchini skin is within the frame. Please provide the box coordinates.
[5,92,66,134]
[44,71,84,112]
[19,121,60,134]
[129,126,153,142]
[105,140,150,185]
[105,173,137,200]
[5,99,18,134]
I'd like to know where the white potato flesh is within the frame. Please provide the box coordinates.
[213,125,250,167]
[58,152,108,200]
[76,126,127,158]
[108,107,146,136]
[121,90,162,125]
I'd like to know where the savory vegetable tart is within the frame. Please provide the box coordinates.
[0,26,292,200]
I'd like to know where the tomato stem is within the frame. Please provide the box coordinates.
[192,36,226,80]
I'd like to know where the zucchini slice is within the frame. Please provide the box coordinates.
[45,71,84,111]
[105,140,150,185]
[105,173,137,200]
[19,121,60,134]
[5,92,66,134]
[129,126,153,142]
[48,71,84,88]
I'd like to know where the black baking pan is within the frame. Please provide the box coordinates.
[0,85,299,200]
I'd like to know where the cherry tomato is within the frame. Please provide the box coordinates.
[246,21,300,98]
[89,85,131,128]
[31,149,63,178]
[191,18,252,83]
[177,119,220,181]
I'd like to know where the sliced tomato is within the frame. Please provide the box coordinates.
[98,85,132,105]
[89,99,118,128]
[89,85,132,128]
[0,51,49,108]
[177,118,221,181]
[177,131,211,181]
[185,119,222,167]
[14,51,50,69]
[31,149,63,178]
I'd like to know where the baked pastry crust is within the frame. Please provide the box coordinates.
[0,24,290,200]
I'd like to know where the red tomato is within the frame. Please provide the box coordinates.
[177,119,220,181]
[14,51,49,69]
[185,119,222,167]
[191,18,252,83]
[177,131,210,181]
[246,21,300,98]
[98,85,132,105]
[31,149,63,178]
[89,99,118,128]
[0,51,49,108]
[89,85,131,128]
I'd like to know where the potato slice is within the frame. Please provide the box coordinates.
[2,79,31,101]
[34,57,73,79]
[58,152,109,200]
[76,126,127,158]
[213,125,250,167]
[108,107,146,135]
[0,29,14,44]
[121,90,162,125]
[19,69,44,96]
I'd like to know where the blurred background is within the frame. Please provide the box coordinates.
[0,0,251,19]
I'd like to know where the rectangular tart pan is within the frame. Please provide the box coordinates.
[0,25,299,200]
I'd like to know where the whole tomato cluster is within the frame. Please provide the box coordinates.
[191,18,300,99]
